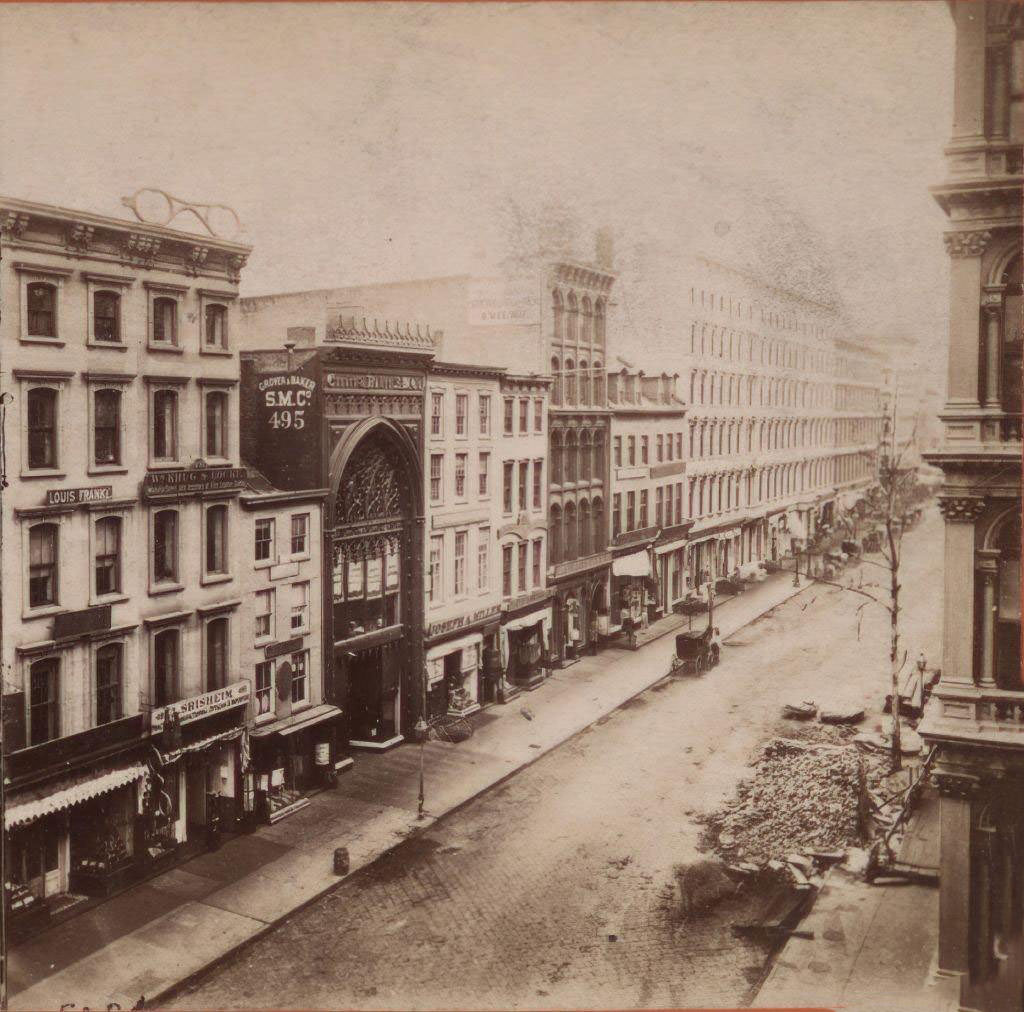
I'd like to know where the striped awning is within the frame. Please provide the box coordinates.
[160,726,243,764]
[6,763,147,830]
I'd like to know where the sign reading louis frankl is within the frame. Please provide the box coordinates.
[150,680,250,733]
[46,486,113,506]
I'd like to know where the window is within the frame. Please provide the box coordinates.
[289,513,309,556]
[28,523,58,608]
[456,394,468,436]
[255,589,274,641]
[640,489,649,528]
[152,389,178,461]
[290,650,308,704]
[93,389,121,466]
[431,392,444,436]
[94,516,121,597]
[656,486,664,528]
[454,531,467,596]
[27,388,57,470]
[612,494,622,538]
[153,628,179,707]
[626,491,636,531]
[93,290,120,343]
[503,398,514,435]
[430,454,443,503]
[665,484,674,526]
[503,461,514,514]
[479,452,490,496]
[519,398,529,433]
[291,581,310,632]
[675,483,683,523]
[534,399,543,432]
[205,391,228,459]
[628,436,636,466]
[205,504,228,576]
[455,453,467,499]
[518,542,527,591]
[676,433,683,459]
[518,461,528,510]
[206,617,228,690]
[153,509,178,583]
[153,296,177,345]
[254,660,273,717]
[613,436,622,468]
[502,545,513,597]
[255,518,274,563]
[204,303,227,349]
[533,539,543,586]
[29,659,59,746]
[478,394,491,435]
[533,459,542,509]
[478,527,489,590]
[657,434,664,462]
[95,643,123,724]
[27,282,57,338]
[641,436,649,464]
[429,536,443,603]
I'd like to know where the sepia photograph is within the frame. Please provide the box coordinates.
[0,2,1020,1011]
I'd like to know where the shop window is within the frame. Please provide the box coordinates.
[255,589,274,642]
[205,391,228,459]
[455,453,467,499]
[430,454,444,504]
[153,628,179,707]
[532,539,542,586]
[518,461,528,510]
[478,527,490,590]
[431,392,444,436]
[456,394,468,436]
[255,518,274,563]
[205,504,228,576]
[206,617,228,690]
[479,452,490,497]
[29,658,59,745]
[291,581,310,632]
[290,650,308,704]
[93,290,121,343]
[152,390,178,461]
[96,643,123,725]
[478,394,491,435]
[28,522,58,608]
[254,660,274,717]
[153,509,179,583]
[153,296,177,345]
[93,389,122,466]
[204,303,227,349]
[27,282,57,338]
[454,531,467,597]
[94,516,122,597]
[502,545,513,597]
[27,387,58,470]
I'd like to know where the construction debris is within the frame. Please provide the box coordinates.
[782,701,817,721]
[820,705,866,725]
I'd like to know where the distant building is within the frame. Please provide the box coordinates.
[919,4,1023,1012]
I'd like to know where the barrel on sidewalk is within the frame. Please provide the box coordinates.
[333,847,350,876]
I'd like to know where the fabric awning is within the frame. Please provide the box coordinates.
[502,606,550,635]
[6,763,147,830]
[161,726,244,763]
[250,703,341,739]
[612,550,651,578]
[425,633,483,662]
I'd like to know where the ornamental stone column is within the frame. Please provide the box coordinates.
[981,289,1003,410]
[938,496,987,686]
[976,548,1001,689]
[943,230,992,415]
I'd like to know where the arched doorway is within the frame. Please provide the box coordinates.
[329,421,422,747]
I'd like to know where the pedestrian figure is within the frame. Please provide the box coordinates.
[710,626,723,666]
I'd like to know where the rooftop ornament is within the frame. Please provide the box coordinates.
[121,188,242,241]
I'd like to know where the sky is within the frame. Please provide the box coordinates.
[0,1,954,373]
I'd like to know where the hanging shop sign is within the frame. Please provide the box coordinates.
[151,680,250,732]
[45,485,113,506]
[142,466,247,500]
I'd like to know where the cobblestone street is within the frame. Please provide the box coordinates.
[169,511,943,1011]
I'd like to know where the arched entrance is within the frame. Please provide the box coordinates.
[329,420,423,748]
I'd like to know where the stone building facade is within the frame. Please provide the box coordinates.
[919,4,1024,1011]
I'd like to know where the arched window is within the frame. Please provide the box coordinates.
[205,390,228,458]
[551,430,563,485]
[94,516,121,596]
[551,356,562,406]
[94,290,121,343]
[581,296,592,343]
[592,497,605,550]
[549,505,562,563]
[592,432,604,484]
[579,430,591,480]
[579,359,590,406]
[1000,254,1022,413]
[552,289,564,341]
[579,499,592,556]
[205,303,227,349]
[565,359,576,406]
[566,292,578,342]
[990,511,1021,689]
[153,509,178,583]
[593,362,604,405]
[594,299,606,345]
[205,504,228,575]
[565,430,578,482]
[27,282,57,337]
[27,387,58,470]
[29,658,59,745]
[154,628,180,707]
[96,642,123,724]
[206,617,229,690]
[564,502,577,561]
[28,522,58,607]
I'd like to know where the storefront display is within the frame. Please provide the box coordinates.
[500,607,551,690]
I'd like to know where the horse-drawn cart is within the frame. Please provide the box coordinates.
[669,628,718,676]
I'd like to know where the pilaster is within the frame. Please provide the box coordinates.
[943,233,990,411]
[938,496,986,685]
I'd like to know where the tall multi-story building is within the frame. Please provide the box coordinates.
[607,364,688,623]
[0,195,251,923]
[919,5,1023,1011]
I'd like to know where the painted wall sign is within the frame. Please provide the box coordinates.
[264,636,304,661]
[46,486,113,506]
[151,680,250,732]
[257,373,318,431]
[467,277,540,326]
[325,373,424,391]
[53,605,112,640]
[426,605,502,641]
[142,467,248,500]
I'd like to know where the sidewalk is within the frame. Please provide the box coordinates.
[9,567,809,1012]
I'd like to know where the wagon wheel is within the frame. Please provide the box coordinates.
[696,654,706,674]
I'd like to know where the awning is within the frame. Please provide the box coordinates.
[161,726,244,763]
[6,763,147,831]
[502,606,550,635]
[612,549,651,578]
[425,632,483,663]
[250,703,342,739]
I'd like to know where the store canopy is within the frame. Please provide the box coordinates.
[502,607,550,635]
[250,704,341,739]
[425,633,483,663]
[6,763,147,831]
[612,550,651,578]
[161,726,244,762]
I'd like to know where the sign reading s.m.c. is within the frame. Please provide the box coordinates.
[258,374,318,431]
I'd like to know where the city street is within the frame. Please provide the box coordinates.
[169,509,944,1011]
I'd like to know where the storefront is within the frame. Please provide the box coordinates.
[655,523,692,613]
[611,545,656,634]
[425,632,486,720]
[500,599,552,691]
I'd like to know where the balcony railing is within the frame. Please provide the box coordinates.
[919,684,1024,748]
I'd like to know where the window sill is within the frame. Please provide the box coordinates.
[254,559,275,570]
[20,469,66,481]
[200,573,233,587]
[200,347,233,357]
[289,626,310,638]
[22,604,62,621]
[149,581,185,597]
[147,343,184,355]
[91,593,130,607]
[148,461,186,471]
[20,336,65,347]
[87,341,128,352]
[287,553,311,564]
[87,464,129,476]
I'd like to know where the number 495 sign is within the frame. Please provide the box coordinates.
[259,374,317,431]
